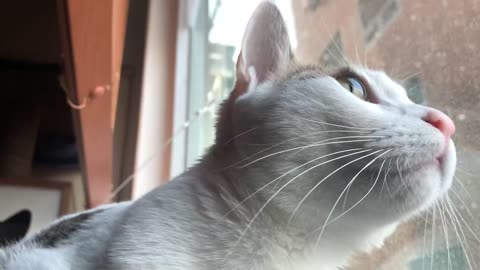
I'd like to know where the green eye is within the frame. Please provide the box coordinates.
[338,77,367,99]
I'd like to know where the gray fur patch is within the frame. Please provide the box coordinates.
[30,209,104,248]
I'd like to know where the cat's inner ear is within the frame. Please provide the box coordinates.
[236,2,292,94]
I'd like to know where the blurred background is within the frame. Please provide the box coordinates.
[0,0,478,269]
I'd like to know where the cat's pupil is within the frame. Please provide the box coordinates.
[337,77,366,100]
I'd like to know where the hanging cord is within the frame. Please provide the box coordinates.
[58,74,111,110]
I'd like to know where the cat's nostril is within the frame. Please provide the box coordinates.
[422,109,455,139]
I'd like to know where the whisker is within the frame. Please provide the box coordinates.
[380,158,394,199]
[234,149,374,244]
[443,197,475,270]
[421,209,430,270]
[238,137,382,168]
[313,150,390,248]
[224,131,380,169]
[448,188,479,227]
[437,202,453,270]
[455,167,475,177]
[293,117,380,131]
[288,149,385,224]
[453,175,472,199]
[327,158,387,226]
[446,195,480,243]
[223,127,257,145]
[430,203,436,270]
[399,71,421,84]
[396,155,410,194]
[314,14,351,67]
[222,148,365,217]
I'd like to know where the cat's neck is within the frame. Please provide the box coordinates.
[186,145,396,269]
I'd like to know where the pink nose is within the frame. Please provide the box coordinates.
[423,109,455,139]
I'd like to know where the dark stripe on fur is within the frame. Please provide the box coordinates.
[31,209,104,248]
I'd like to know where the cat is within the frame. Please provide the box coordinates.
[0,1,456,269]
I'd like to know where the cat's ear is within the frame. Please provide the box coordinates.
[0,209,31,246]
[235,1,292,94]
[215,2,292,144]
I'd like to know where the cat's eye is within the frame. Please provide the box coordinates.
[338,77,367,99]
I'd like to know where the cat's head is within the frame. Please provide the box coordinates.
[216,2,456,228]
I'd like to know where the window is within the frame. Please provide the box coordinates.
[319,32,348,70]
[306,0,328,11]
[180,0,480,269]
[358,0,400,44]
[404,75,425,104]
[182,0,296,168]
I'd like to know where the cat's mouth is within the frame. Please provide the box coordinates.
[435,153,446,169]
[434,140,454,174]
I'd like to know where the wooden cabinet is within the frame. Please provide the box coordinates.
[58,0,129,207]
[0,0,130,210]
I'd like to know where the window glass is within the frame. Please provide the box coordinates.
[186,0,480,268]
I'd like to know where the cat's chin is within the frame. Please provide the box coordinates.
[424,140,456,194]
[437,140,456,192]
[398,141,456,215]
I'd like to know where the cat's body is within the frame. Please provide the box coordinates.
[100,155,402,270]
[0,202,130,270]
[0,2,457,270]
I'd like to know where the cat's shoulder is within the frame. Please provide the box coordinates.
[0,202,131,270]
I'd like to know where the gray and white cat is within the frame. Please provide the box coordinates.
[0,2,457,270]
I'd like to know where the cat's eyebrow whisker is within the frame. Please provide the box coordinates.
[327,158,387,226]
[222,148,366,218]
[399,71,421,84]
[234,149,375,244]
[223,127,257,146]
[363,49,370,70]
[238,136,384,168]
[315,14,350,66]
[313,149,390,248]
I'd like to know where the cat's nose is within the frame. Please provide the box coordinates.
[422,108,455,139]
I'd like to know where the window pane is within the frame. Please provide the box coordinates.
[187,0,480,268]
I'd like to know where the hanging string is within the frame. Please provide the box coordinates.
[105,98,218,203]
[58,75,111,110]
